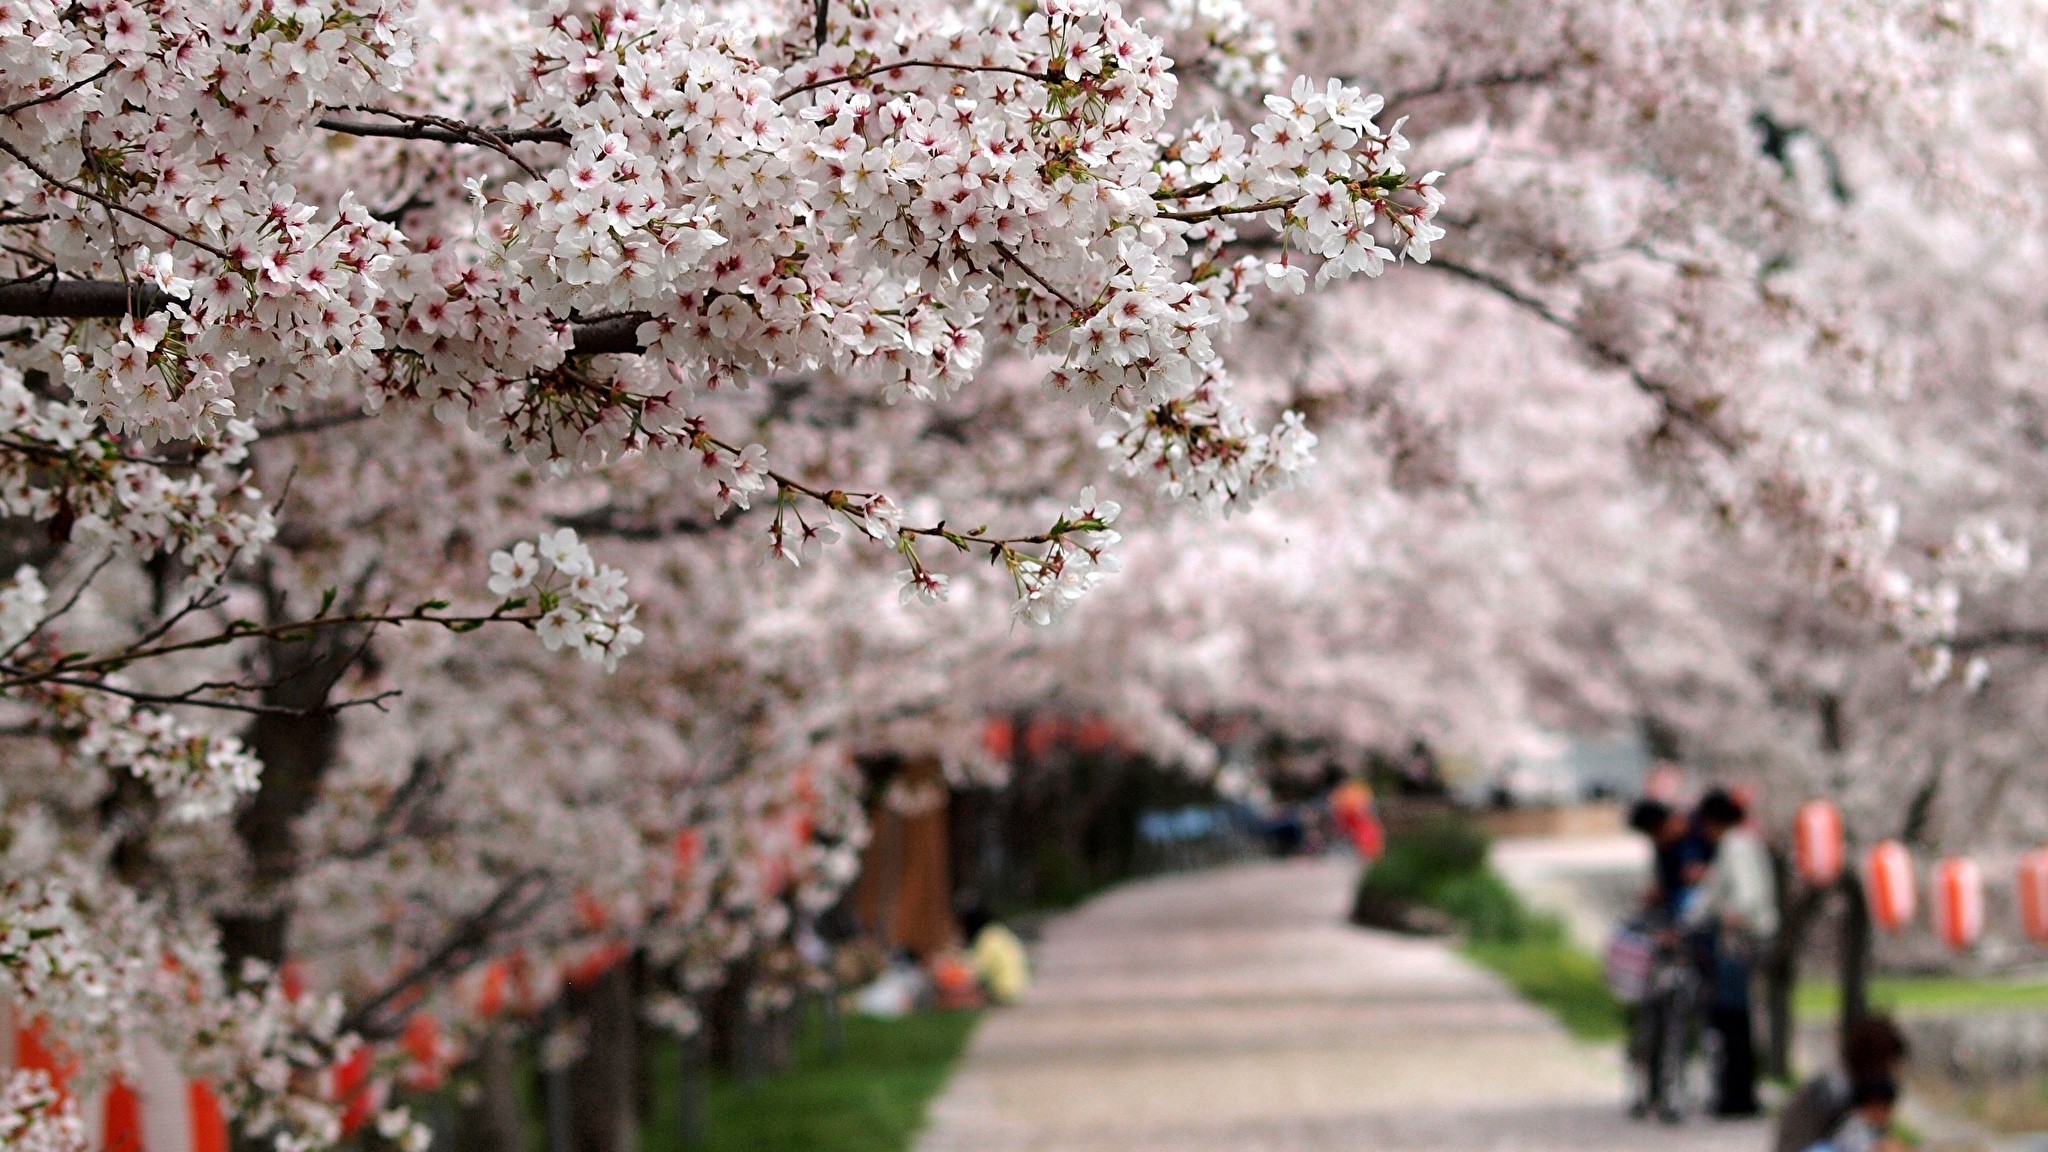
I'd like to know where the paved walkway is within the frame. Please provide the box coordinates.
[919,856,1767,1152]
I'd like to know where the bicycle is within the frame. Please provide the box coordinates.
[1612,919,1715,1122]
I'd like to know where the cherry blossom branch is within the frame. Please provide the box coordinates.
[317,109,568,178]
[1948,629,2048,654]
[548,506,726,539]
[1,552,115,665]
[0,64,117,118]
[0,137,232,260]
[316,110,573,146]
[992,242,1082,313]
[0,602,543,690]
[1156,196,1298,223]
[0,279,167,317]
[340,869,551,1038]
[1428,256,1744,454]
[775,59,1056,101]
[0,280,644,353]
[31,674,403,718]
[1385,66,1557,108]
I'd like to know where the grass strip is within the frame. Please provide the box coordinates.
[1354,811,1624,1042]
[643,1007,981,1152]
[1794,975,2048,1018]
[1465,929,1626,1041]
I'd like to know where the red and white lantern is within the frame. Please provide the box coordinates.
[1933,856,1984,951]
[1793,800,1845,886]
[2019,850,2048,943]
[1864,840,1917,932]
[1,1007,230,1152]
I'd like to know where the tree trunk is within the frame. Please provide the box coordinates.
[473,1026,529,1152]
[542,1002,573,1152]
[216,582,365,975]
[1764,867,1824,1081]
[676,1026,707,1150]
[1838,872,1872,1036]
[564,962,639,1152]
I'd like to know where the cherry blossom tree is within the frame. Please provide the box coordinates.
[0,0,1455,1139]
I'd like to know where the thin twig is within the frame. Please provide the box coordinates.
[33,674,403,717]
[1156,196,1298,223]
[0,603,540,689]
[0,65,118,119]
[1386,66,1556,109]
[2,550,116,664]
[992,242,1082,313]
[776,59,1054,102]
[318,110,566,177]
[0,135,231,260]
[341,870,551,1038]
[255,407,378,438]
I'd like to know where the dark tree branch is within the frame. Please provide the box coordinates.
[0,280,651,353]
[0,279,166,317]
[776,59,1055,102]
[1949,628,2048,654]
[318,118,569,145]
[341,869,551,1038]
[1386,66,1556,109]
[0,65,118,119]
[0,136,232,260]
[1427,257,1743,454]
[33,673,401,717]
[548,506,726,540]
[331,752,452,863]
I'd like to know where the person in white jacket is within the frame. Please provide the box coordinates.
[1687,788,1777,1116]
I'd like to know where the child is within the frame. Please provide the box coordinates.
[1804,1077,1902,1152]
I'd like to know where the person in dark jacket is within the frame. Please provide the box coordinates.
[1773,1016,1910,1152]
[1627,797,1712,920]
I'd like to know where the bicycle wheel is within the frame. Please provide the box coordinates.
[1624,1003,1654,1118]
[1654,987,1694,1123]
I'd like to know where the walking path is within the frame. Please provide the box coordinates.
[918,856,1767,1152]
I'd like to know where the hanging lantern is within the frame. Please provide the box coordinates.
[1933,856,1984,951]
[1864,840,1917,932]
[1793,800,1844,886]
[2018,850,2048,943]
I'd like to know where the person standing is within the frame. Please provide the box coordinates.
[1627,798,1712,920]
[1687,788,1778,1116]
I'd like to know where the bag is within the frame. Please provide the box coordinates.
[1604,925,1655,1004]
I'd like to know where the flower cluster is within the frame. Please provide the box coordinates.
[65,688,265,820]
[488,528,642,670]
[1006,487,1122,625]
[0,1072,83,1152]
[1104,366,1319,510]
[3,0,415,438]
[329,0,1440,618]
[0,367,274,591]
[0,569,46,654]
